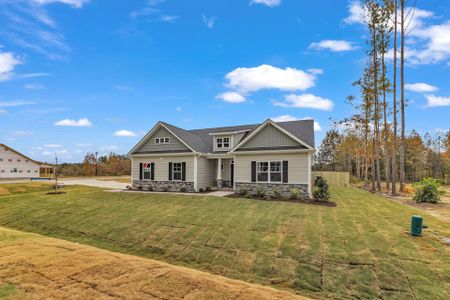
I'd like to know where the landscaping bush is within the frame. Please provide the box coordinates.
[272,188,281,199]
[179,187,187,193]
[413,178,445,204]
[255,185,266,198]
[289,188,301,200]
[313,177,330,201]
[238,187,247,196]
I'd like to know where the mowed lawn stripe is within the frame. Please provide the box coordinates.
[0,185,448,299]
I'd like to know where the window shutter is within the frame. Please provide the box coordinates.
[182,162,186,181]
[168,162,172,181]
[139,163,143,180]
[282,161,288,183]
[251,161,256,182]
[150,162,155,180]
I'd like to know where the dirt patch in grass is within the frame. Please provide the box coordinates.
[0,227,306,300]
[0,182,52,196]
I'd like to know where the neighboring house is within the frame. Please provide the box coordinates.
[0,144,54,179]
[128,119,315,198]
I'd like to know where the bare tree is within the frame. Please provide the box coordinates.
[391,0,398,195]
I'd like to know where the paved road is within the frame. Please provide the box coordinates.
[60,179,128,189]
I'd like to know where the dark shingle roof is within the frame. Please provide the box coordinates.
[161,119,315,153]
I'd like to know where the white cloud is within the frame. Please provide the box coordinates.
[32,0,89,8]
[224,64,317,94]
[202,15,216,29]
[408,20,450,64]
[176,106,182,112]
[76,143,91,147]
[270,115,322,131]
[130,1,178,22]
[24,83,46,90]
[309,40,356,52]
[250,0,282,7]
[425,95,450,107]
[113,130,137,137]
[344,1,364,24]
[15,130,33,136]
[0,100,35,107]
[273,93,334,111]
[44,144,61,148]
[405,83,438,93]
[0,51,22,81]
[116,85,133,91]
[307,68,323,75]
[215,92,246,103]
[54,118,92,127]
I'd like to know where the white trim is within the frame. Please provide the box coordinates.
[308,152,312,197]
[128,122,195,155]
[231,119,314,152]
[208,129,250,136]
[130,152,197,158]
[194,155,198,191]
[171,161,184,182]
[233,149,314,155]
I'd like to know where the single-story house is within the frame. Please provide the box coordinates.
[128,119,315,198]
[0,143,54,179]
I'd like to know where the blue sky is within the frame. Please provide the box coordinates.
[0,0,449,163]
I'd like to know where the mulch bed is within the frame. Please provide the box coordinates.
[225,193,337,207]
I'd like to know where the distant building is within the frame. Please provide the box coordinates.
[0,143,53,179]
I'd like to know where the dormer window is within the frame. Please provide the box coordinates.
[216,136,230,149]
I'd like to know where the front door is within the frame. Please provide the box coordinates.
[230,160,234,186]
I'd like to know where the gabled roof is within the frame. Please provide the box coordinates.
[129,119,315,155]
[0,143,50,166]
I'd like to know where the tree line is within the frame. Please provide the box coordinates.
[58,152,131,177]
[315,0,449,193]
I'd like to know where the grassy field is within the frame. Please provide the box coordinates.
[0,227,303,300]
[0,186,448,299]
[0,182,52,196]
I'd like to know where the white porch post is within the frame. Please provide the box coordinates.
[217,157,222,189]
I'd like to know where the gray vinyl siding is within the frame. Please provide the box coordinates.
[132,155,194,182]
[232,132,247,148]
[197,156,215,189]
[241,124,299,149]
[135,127,190,153]
[234,153,309,184]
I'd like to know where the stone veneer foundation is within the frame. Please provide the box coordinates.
[133,180,195,192]
[235,182,309,199]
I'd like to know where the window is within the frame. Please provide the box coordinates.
[270,162,282,182]
[27,170,31,173]
[0,158,3,161]
[257,161,282,183]
[172,162,182,181]
[25,160,29,162]
[155,137,170,144]
[35,170,38,173]
[8,159,12,162]
[17,159,21,162]
[216,136,230,149]
[13,168,17,173]
[1,170,4,173]
[223,137,230,148]
[257,162,268,182]
[143,163,152,180]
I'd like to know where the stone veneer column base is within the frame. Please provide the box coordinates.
[133,180,195,192]
[234,182,310,199]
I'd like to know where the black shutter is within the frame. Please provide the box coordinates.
[150,162,155,180]
[251,161,257,182]
[182,162,186,181]
[282,161,288,183]
[168,162,172,181]
[139,163,143,180]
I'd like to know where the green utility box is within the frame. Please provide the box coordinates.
[411,215,423,236]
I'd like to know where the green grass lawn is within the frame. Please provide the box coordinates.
[0,185,448,299]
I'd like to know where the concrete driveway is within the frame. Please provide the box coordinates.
[60,179,128,189]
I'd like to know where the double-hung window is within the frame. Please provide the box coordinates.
[216,136,230,149]
[257,161,282,183]
[155,137,170,144]
[143,163,152,180]
[172,162,182,181]
[216,138,223,149]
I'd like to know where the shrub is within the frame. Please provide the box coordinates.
[290,188,301,200]
[313,177,330,201]
[198,188,204,193]
[255,185,266,198]
[205,187,211,192]
[350,176,361,184]
[413,178,445,204]
[238,187,248,196]
[180,187,187,193]
[147,186,153,191]
[272,188,281,199]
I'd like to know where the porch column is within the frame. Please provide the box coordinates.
[217,158,223,189]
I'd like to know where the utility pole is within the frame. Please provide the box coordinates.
[54,154,58,193]
[95,151,98,177]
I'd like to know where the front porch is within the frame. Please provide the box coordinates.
[209,156,234,190]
